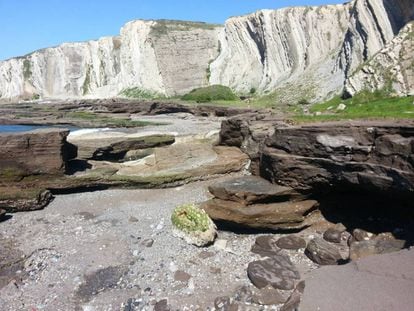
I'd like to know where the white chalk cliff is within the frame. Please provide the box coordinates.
[0,0,413,101]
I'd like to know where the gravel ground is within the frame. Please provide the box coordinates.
[0,177,319,311]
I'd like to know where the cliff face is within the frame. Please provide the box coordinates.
[0,20,221,99]
[0,0,413,101]
[345,22,414,96]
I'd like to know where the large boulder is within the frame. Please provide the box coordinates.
[0,129,77,180]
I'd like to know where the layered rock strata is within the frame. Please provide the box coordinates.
[0,129,77,179]
[345,22,414,96]
[261,121,414,197]
[201,176,319,230]
[1,0,413,100]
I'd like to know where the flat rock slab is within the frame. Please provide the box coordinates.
[208,176,300,204]
[299,249,414,311]
[247,254,300,290]
[201,199,318,230]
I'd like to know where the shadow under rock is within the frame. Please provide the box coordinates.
[316,191,414,248]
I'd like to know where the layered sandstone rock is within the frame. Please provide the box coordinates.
[0,0,413,101]
[260,121,414,197]
[201,176,319,230]
[0,129,77,179]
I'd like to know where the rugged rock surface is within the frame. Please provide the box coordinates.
[1,0,413,101]
[0,129,77,179]
[299,248,414,311]
[202,198,318,231]
[201,175,319,230]
[345,21,414,96]
[70,134,175,160]
[261,121,414,198]
[208,176,301,205]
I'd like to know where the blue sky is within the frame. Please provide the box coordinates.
[0,0,344,61]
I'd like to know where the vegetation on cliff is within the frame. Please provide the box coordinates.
[181,85,237,103]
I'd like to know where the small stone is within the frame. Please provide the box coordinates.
[349,239,405,261]
[251,235,280,257]
[141,239,154,247]
[336,103,346,111]
[323,228,343,243]
[276,235,307,250]
[214,296,231,310]
[174,270,192,283]
[353,229,376,241]
[247,254,300,290]
[214,239,228,250]
[210,267,222,274]
[129,216,139,223]
[154,299,170,311]
[233,286,253,303]
[198,251,215,259]
[305,238,343,265]
[252,286,287,305]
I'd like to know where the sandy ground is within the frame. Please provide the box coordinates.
[0,177,318,311]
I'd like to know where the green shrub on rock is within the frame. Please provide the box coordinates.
[181,85,237,103]
[171,203,217,246]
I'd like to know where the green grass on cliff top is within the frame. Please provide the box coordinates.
[294,90,414,122]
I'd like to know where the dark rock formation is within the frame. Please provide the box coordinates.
[260,121,414,198]
[0,129,77,180]
[219,114,286,174]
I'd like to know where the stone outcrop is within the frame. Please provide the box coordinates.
[0,129,77,179]
[1,0,413,101]
[201,176,319,230]
[345,22,414,96]
[260,121,414,198]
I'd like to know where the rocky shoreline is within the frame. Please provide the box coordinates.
[1,102,414,310]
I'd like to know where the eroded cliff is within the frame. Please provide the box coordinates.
[0,0,412,101]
